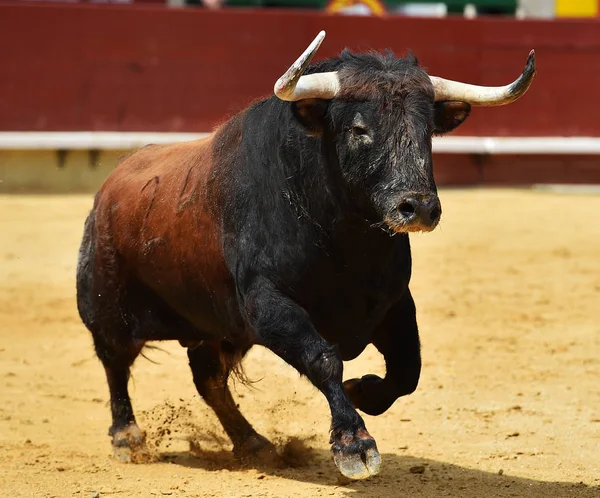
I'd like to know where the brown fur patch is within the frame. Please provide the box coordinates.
[92,129,238,338]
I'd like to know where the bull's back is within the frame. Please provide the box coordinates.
[91,138,240,340]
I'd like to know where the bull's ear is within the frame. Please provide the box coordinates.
[433,101,471,135]
[292,98,329,136]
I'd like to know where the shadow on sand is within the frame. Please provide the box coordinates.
[154,440,598,498]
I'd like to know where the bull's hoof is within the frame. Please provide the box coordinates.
[111,424,152,463]
[343,375,388,416]
[331,428,381,480]
[233,433,281,467]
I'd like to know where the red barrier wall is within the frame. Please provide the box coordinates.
[1,3,600,136]
[434,153,600,185]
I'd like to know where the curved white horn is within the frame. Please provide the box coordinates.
[430,50,536,106]
[274,31,340,102]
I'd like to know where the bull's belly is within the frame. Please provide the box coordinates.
[128,245,404,355]
[131,277,394,359]
[149,287,244,343]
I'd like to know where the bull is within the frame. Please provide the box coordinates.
[76,31,535,479]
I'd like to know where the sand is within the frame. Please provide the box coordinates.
[1,189,599,497]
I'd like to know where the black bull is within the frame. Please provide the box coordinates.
[76,34,535,479]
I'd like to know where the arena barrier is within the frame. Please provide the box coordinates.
[1,4,600,190]
[2,4,600,137]
[1,133,599,193]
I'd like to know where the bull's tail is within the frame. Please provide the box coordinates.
[75,208,97,330]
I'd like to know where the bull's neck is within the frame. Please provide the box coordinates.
[276,110,353,232]
[217,97,369,235]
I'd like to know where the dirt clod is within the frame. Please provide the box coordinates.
[410,465,426,474]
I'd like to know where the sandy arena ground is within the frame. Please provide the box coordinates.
[1,189,599,498]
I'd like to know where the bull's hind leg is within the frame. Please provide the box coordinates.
[80,299,148,461]
[94,335,148,462]
[187,341,278,464]
[76,216,148,461]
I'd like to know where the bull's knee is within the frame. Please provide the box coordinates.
[394,358,422,397]
[397,372,420,396]
[304,345,343,389]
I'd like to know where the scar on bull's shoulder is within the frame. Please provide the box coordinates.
[177,167,199,215]
[142,237,167,257]
[140,176,160,233]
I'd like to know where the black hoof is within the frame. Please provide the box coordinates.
[331,428,381,480]
[233,433,281,467]
[110,424,151,463]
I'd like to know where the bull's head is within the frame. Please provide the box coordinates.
[274,31,536,233]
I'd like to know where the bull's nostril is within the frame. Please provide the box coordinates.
[430,206,441,222]
[398,202,415,217]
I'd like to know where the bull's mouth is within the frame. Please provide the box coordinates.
[384,216,438,234]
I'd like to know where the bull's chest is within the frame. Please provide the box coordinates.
[310,292,396,360]
[293,241,411,360]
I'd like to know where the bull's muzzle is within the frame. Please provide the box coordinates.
[386,193,442,233]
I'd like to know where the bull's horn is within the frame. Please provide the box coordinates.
[274,30,340,102]
[429,50,536,106]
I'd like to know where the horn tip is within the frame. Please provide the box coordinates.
[315,30,326,46]
[526,49,536,74]
[306,30,326,54]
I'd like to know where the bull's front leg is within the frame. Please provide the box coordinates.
[343,288,421,416]
[243,278,381,480]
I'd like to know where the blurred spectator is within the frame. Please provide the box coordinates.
[201,0,224,7]
[326,0,386,16]
[186,0,225,8]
